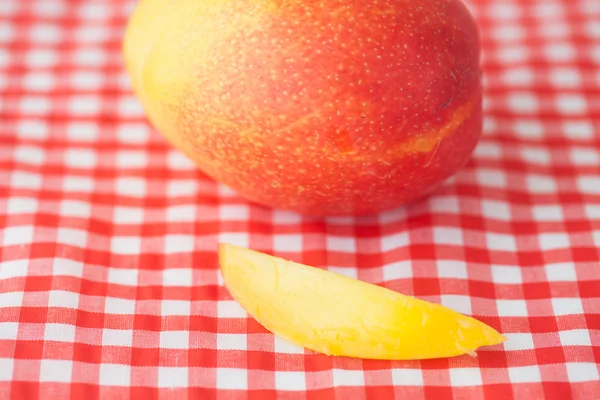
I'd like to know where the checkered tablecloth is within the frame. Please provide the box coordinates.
[1,0,599,398]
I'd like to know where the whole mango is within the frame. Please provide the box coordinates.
[123,0,482,216]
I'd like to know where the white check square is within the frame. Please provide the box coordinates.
[69,71,104,90]
[492,24,525,41]
[545,263,577,281]
[327,236,356,252]
[382,261,413,281]
[19,96,51,114]
[508,366,541,383]
[274,335,304,354]
[0,292,23,307]
[116,151,148,168]
[117,123,149,143]
[160,331,190,349]
[551,298,584,316]
[566,363,599,382]
[492,265,522,284]
[75,26,110,42]
[104,297,135,315]
[559,330,592,346]
[59,200,91,217]
[0,322,18,340]
[556,94,588,115]
[513,120,544,139]
[391,369,423,386]
[219,233,249,248]
[216,368,247,390]
[544,43,576,62]
[217,334,247,350]
[274,234,303,252]
[67,95,102,115]
[428,196,460,213]
[44,323,76,342]
[158,367,188,388]
[0,358,13,381]
[66,122,99,141]
[332,369,365,387]
[563,121,593,139]
[26,49,58,67]
[99,364,131,387]
[2,226,34,247]
[532,205,563,221]
[585,20,600,38]
[16,120,47,139]
[165,235,195,254]
[538,233,570,250]
[475,142,503,158]
[521,147,551,165]
[275,371,306,391]
[570,148,600,166]
[113,207,144,224]
[381,232,410,252]
[526,175,557,193]
[48,291,79,309]
[0,259,29,279]
[497,299,528,316]
[502,66,534,86]
[217,301,247,318]
[118,96,144,117]
[162,268,193,287]
[486,233,517,251]
[503,333,535,350]
[486,3,520,19]
[6,197,38,214]
[166,204,196,222]
[594,231,600,247]
[167,180,198,197]
[507,92,539,113]
[0,48,8,67]
[437,260,468,279]
[550,68,582,87]
[40,360,72,383]
[273,210,302,224]
[14,145,45,165]
[482,200,511,220]
[53,258,84,278]
[441,295,472,315]
[218,205,250,220]
[30,23,62,43]
[102,329,133,347]
[434,227,464,246]
[578,177,600,194]
[449,368,482,387]
[57,228,88,248]
[167,150,195,169]
[10,171,42,190]
[63,176,94,192]
[65,148,97,168]
[115,177,146,196]
[110,237,141,255]
[161,300,191,316]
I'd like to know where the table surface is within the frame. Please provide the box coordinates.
[1,0,599,399]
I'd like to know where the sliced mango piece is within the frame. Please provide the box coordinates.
[219,243,506,360]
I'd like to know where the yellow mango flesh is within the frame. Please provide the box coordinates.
[219,244,505,360]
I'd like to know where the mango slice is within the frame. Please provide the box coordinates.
[219,244,506,360]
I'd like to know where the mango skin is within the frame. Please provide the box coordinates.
[219,244,506,360]
[123,0,482,216]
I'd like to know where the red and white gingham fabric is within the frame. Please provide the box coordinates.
[1,0,599,398]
